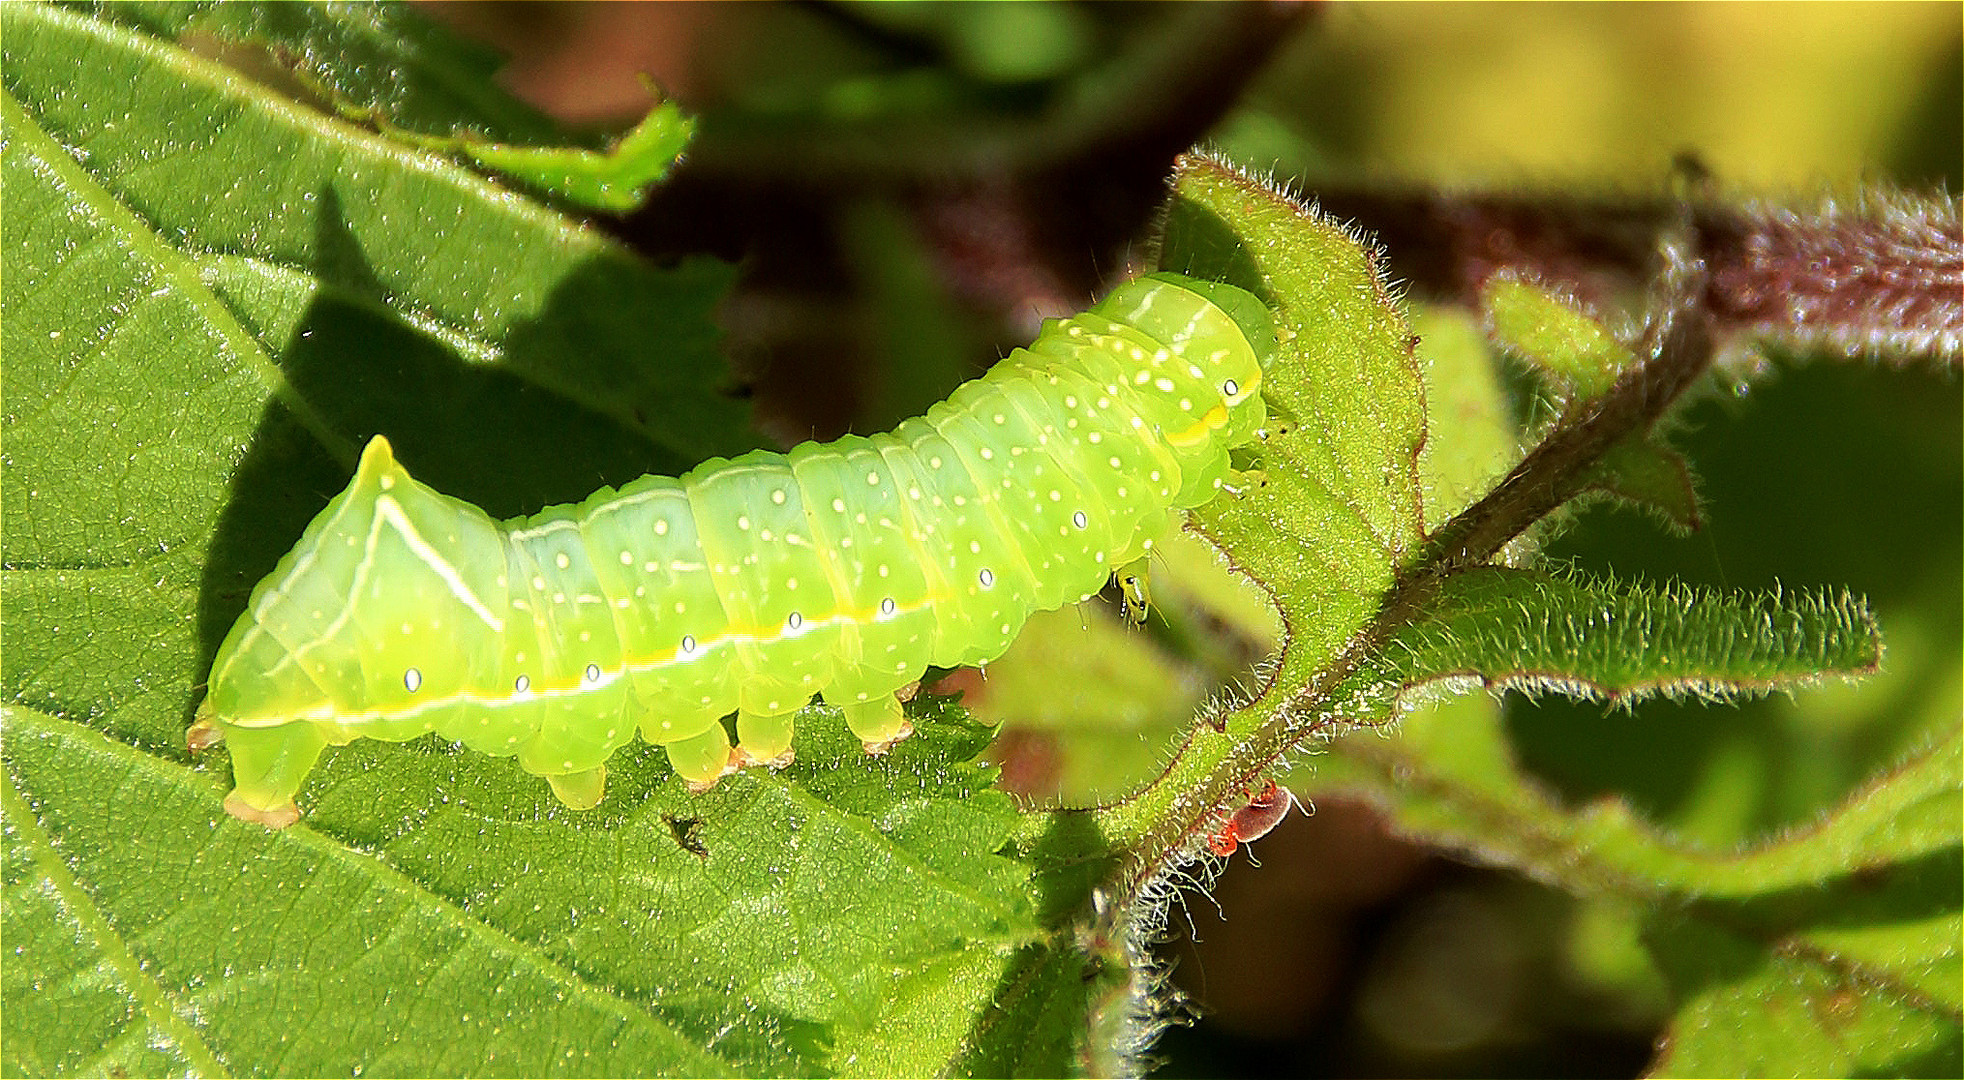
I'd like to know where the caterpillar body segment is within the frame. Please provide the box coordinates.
[194,272,1275,827]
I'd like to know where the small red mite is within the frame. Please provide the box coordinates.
[1207,779,1296,856]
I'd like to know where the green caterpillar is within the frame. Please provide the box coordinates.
[192,272,1276,828]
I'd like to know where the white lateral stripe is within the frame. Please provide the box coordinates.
[375,496,504,631]
[506,518,582,541]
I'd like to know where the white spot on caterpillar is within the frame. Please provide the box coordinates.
[737,515,751,530]
[1223,378,1240,397]
[979,447,994,460]
[786,576,798,590]
[379,475,395,491]
[760,529,775,541]
[1048,490,1061,501]
[1179,398,1192,411]
[620,550,633,565]
[866,471,880,485]
[877,563,890,578]
[771,489,787,505]
[614,598,630,609]
[1073,511,1088,529]
[644,560,660,573]
[1109,456,1122,468]
[404,668,422,692]
[969,541,981,554]
[655,519,669,536]
[930,456,943,469]
[993,413,1005,424]
[832,497,846,512]
[585,663,601,682]
[515,674,531,693]
[400,621,414,635]
[1188,364,1205,378]
[552,592,566,604]
[532,576,546,590]
[556,552,570,569]
[979,568,996,588]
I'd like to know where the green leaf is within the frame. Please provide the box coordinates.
[393,99,697,213]
[1645,847,1961,1077]
[3,701,1040,1076]
[1300,691,1957,1077]
[102,0,574,144]
[2,0,748,757]
[1415,303,1520,531]
[1068,149,1423,859]
[975,153,1428,1070]
[1485,274,1632,398]
[1383,567,1883,703]
[1578,437,1704,533]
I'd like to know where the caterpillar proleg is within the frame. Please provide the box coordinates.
[193,272,1275,827]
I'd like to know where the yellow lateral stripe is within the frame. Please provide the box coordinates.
[227,592,945,727]
[1165,404,1231,448]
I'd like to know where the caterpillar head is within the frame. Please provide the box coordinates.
[1098,273,1275,503]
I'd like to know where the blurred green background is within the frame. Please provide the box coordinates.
[433,3,1959,1075]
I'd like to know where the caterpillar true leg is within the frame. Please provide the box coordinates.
[1115,558,1154,627]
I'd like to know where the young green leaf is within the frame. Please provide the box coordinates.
[385,98,698,213]
[1485,274,1632,398]
[1381,567,1882,703]
[1099,151,1427,859]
